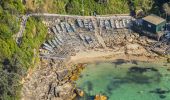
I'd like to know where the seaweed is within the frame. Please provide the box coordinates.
[159,95,166,99]
[126,66,161,84]
[113,59,127,66]
[86,81,93,92]
[128,67,158,74]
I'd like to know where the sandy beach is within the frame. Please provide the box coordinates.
[68,48,167,65]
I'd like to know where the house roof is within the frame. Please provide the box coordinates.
[142,14,166,25]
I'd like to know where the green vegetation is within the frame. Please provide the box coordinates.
[65,0,129,15]
[0,1,47,100]
[26,0,169,20]
[26,0,151,15]
[25,0,167,16]
[20,17,47,68]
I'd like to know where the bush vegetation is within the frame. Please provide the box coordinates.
[25,0,170,20]
[0,1,47,100]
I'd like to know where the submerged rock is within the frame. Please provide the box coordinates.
[75,88,84,97]
[86,81,93,92]
[129,67,148,73]
[94,94,107,100]
[149,88,170,96]
[167,68,170,71]
[129,67,158,73]
[126,66,161,84]
[114,59,127,65]
[159,95,166,99]
[150,88,170,94]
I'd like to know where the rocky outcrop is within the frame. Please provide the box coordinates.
[21,60,80,100]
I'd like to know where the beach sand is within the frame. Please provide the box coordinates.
[68,49,166,64]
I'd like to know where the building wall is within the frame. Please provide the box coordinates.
[142,20,156,33]
[142,20,166,33]
[156,21,166,32]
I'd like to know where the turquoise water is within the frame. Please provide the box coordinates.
[76,61,170,100]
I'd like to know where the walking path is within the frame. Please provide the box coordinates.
[16,13,131,44]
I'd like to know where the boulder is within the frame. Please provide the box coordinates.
[56,70,69,81]
[75,89,84,97]
[94,94,107,100]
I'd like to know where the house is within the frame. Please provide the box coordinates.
[142,14,166,33]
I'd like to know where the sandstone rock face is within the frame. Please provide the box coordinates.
[21,61,77,100]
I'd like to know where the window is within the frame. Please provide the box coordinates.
[148,24,151,28]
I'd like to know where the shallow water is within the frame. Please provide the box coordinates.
[76,61,170,100]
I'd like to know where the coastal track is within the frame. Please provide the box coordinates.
[15,13,131,44]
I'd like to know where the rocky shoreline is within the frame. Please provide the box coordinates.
[21,60,82,100]
[21,58,168,100]
[21,25,170,100]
